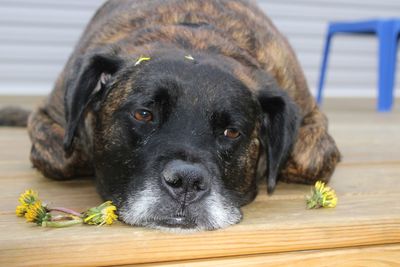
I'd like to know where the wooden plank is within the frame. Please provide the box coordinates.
[134,244,400,266]
[0,96,44,109]
[1,193,399,266]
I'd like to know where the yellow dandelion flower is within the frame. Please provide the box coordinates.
[18,189,39,206]
[15,205,27,217]
[83,201,118,226]
[16,189,118,228]
[102,204,118,225]
[24,201,51,225]
[16,189,40,217]
[134,55,151,66]
[306,181,338,209]
[322,191,338,208]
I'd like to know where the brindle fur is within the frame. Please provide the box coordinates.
[28,0,340,186]
[0,107,30,127]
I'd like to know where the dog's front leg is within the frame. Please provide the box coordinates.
[28,106,93,180]
[279,106,341,184]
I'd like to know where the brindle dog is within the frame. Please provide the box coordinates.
[25,0,340,230]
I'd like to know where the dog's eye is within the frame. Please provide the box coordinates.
[224,128,240,139]
[133,109,153,122]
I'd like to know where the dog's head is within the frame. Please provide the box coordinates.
[63,48,300,231]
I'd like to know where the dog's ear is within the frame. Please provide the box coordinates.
[257,80,300,194]
[63,51,124,157]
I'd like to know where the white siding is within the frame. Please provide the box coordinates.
[0,0,105,94]
[0,0,399,97]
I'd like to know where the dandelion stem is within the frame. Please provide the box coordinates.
[50,214,80,221]
[49,207,82,217]
[42,218,83,228]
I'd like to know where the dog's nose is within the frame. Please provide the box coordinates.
[161,160,211,203]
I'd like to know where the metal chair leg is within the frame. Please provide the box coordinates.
[317,32,333,105]
[377,21,396,112]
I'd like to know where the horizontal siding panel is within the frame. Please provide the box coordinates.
[287,35,378,54]
[0,26,82,46]
[0,44,72,64]
[262,3,400,21]
[260,0,400,9]
[0,63,62,82]
[306,70,400,85]
[0,0,104,9]
[0,6,98,27]
[305,72,400,93]
[298,54,377,70]
[0,82,55,95]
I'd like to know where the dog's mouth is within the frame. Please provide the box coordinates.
[147,205,199,229]
[157,215,197,229]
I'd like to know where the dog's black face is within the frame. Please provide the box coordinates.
[63,50,300,231]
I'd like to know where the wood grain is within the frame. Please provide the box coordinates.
[134,244,400,267]
[0,97,399,266]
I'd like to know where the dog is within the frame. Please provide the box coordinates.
[11,0,341,231]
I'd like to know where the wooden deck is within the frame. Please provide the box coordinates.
[0,97,399,266]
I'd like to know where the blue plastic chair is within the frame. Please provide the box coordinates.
[317,19,400,112]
